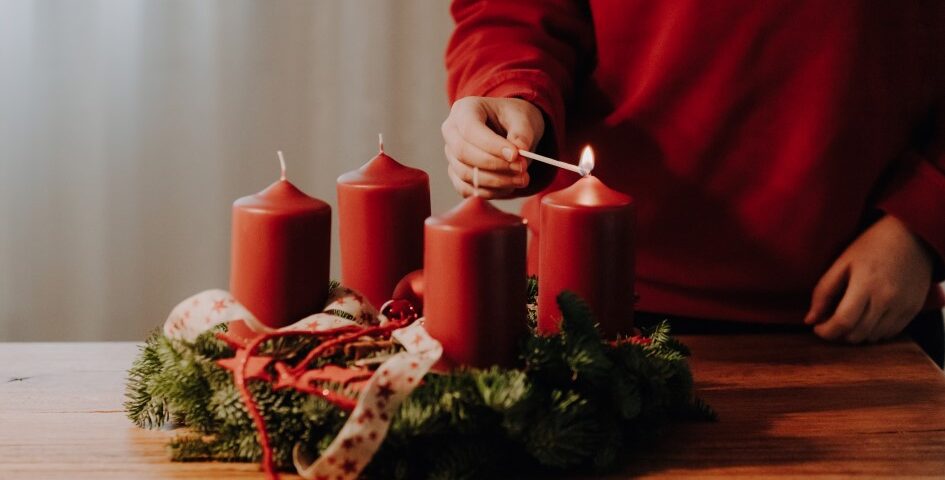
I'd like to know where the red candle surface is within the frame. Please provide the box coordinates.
[337,140,430,308]
[424,195,527,368]
[538,147,635,337]
[230,163,331,329]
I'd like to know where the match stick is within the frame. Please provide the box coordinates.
[517,149,586,176]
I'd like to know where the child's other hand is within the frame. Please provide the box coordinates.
[805,214,934,343]
[441,96,544,198]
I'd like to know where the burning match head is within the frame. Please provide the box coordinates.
[579,146,595,176]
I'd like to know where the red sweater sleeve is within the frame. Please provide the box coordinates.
[445,0,594,194]
[876,109,945,275]
[875,23,945,275]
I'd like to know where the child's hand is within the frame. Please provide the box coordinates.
[441,96,544,198]
[805,214,934,343]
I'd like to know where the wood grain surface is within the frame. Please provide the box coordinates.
[1,336,943,479]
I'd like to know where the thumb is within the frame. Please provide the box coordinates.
[805,262,848,325]
[495,101,543,152]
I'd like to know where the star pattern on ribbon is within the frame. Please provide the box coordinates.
[293,321,442,480]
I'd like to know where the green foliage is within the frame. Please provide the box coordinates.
[126,289,713,479]
[125,330,170,429]
[525,276,539,305]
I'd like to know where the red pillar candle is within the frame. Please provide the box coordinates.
[538,146,636,337]
[424,195,527,368]
[230,155,331,329]
[337,136,430,308]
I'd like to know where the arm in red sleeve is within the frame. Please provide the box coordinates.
[875,7,945,279]
[445,0,594,195]
[876,107,945,279]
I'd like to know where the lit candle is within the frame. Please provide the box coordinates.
[423,177,528,367]
[336,135,430,308]
[537,146,636,337]
[230,151,332,330]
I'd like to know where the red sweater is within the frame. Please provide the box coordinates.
[446,0,945,324]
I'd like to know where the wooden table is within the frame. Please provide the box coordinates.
[1,336,944,479]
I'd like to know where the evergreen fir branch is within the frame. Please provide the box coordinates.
[525,276,538,305]
[610,372,642,420]
[525,277,539,328]
[662,336,691,357]
[473,367,530,414]
[192,326,232,359]
[124,330,170,428]
[523,389,602,468]
[643,320,672,348]
[126,286,713,479]
[557,291,613,386]
[556,291,600,340]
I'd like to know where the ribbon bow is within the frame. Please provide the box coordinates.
[162,287,442,480]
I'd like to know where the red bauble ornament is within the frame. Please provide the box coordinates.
[391,269,424,316]
[382,299,419,324]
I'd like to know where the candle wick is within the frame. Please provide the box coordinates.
[378,133,384,153]
[277,150,287,181]
[472,167,480,197]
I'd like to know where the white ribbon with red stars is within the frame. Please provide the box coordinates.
[161,287,442,480]
[293,321,441,480]
[163,286,378,341]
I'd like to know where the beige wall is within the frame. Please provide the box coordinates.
[0,0,511,341]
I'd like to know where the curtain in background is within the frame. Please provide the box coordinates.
[0,0,471,340]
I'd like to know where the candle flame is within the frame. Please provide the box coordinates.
[579,146,595,176]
